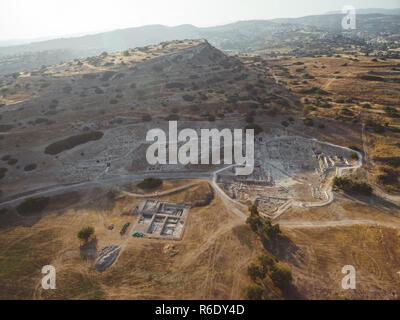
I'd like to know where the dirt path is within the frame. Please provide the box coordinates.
[280,219,400,229]
[121,182,199,198]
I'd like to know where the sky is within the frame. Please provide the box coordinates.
[0,0,399,41]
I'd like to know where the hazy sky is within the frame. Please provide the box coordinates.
[0,0,399,40]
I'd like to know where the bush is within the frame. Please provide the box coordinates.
[246,284,264,300]
[121,50,129,57]
[137,177,163,190]
[165,114,180,121]
[385,158,400,168]
[299,87,329,95]
[341,108,354,117]
[350,153,358,161]
[166,82,185,89]
[0,167,7,180]
[182,95,195,102]
[248,204,259,216]
[303,118,314,126]
[44,131,104,155]
[383,106,399,118]
[246,215,263,233]
[77,226,95,242]
[245,124,263,135]
[349,145,361,152]
[142,114,152,122]
[333,177,372,195]
[270,265,293,289]
[7,158,18,166]
[247,264,266,281]
[258,254,275,272]
[16,197,49,215]
[365,119,384,133]
[281,121,289,127]
[24,163,37,172]
[359,75,384,82]
[261,218,281,239]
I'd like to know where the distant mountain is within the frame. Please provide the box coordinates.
[272,13,400,32]
[325,8,400,15]
[0,12,399,75]
[0,25,201,58]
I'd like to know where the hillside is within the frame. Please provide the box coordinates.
[0,38,399,301]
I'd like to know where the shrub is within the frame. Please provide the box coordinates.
[207,115,215,122]
[246,215,263,233]
[248,204,259,216]
[383,106,399,118]
[247,264,266,281]
[165,114,180,121]
[1,155,11,161]
[198,93,208,101]
[77,226,95,242]
[166,82,185,89]
[7,158,18,166]
[261,218,281,239]
[245,124,263,135]
[16,197,49,215]
[303,118,314,126]
[341,108,354,117]
[182,95,195,102]
[365,119,384,133]
[359,75,384,82]
[281,121,289,127]
[44,131,104,155]
[350,153,358,161]
[0,167,7,179]
[258,254,275,272]
[137,177,163,190]
[385,158,400,168]
[246,284,264,300]
[142,114,152,122]
[333,177,372,195]
[299,87,328,95]
[349,145,361,152]
[121,50,129,57]
[24,163,37,171]
[270,265,293,289]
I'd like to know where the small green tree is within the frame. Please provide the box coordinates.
[78,226,95,242]
[246,284,264,300]
[258,254,275,272]
[247,263,266,281]
[270,265,292,289]
[246,215,262,233]
[248,204,259,216]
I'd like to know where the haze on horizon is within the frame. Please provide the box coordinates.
[0,0,399,41]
